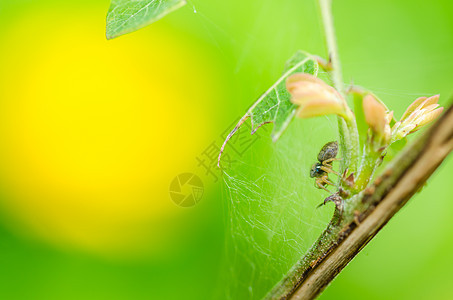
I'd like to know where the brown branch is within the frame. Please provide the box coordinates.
[264,100,453,300]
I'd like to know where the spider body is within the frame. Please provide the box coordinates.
[310,141,340,192]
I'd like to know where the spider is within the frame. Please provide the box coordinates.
[310,141,341,193]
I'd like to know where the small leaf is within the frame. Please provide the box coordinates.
[386,137,407,161]
[352,92,367,147]
[217,51,319,166]
[106,0,186,40]
[249,51,319,141]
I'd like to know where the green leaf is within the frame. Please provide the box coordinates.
[106,0,186,40]
[252,51,319,141]
[218,51,319,165]
[386,137,407,161]
[352,92,367,147]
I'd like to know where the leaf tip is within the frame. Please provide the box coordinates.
[105,0,187,40]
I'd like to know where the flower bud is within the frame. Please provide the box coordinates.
[400,95,440,122]
[409,106,443,133]
[286,73,349,119]
[391,95,443,142]
[363,94,387,135]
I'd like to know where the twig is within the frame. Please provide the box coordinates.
[263,100,453,299]
[319,0,360,177]
[319,0,344,96]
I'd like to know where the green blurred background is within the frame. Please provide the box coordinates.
[0,0,452,299]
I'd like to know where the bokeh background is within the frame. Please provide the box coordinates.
[0,0,452,299]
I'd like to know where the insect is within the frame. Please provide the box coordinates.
[310,141,340,193]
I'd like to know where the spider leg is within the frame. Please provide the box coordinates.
[316,178,331,193]
[322,158,341,165]
[320,165,340,176]
[320,175,335,187]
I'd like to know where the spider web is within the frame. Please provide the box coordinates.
[215,84,441,299]
[218,115,339,299]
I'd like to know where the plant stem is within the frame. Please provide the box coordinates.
[319,0,344,95]
[344,116,360,176]
[319,0,360,176]
[355,146,382,191]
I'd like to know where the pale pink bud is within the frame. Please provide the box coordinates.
[401,95,440,122]
[410,107,444,133]
[400,96,427,121]
[363,94,388,135]
[296,98,345,118]
[392,94,443,141]
[286,73,348,119]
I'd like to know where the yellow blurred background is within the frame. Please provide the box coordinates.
[0,5,224,258]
